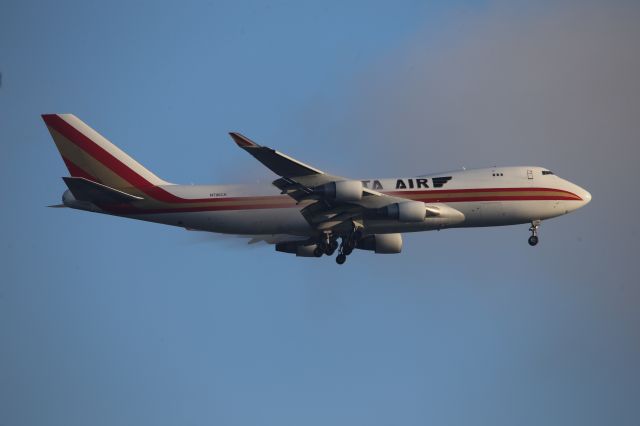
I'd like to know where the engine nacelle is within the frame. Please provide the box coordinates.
[380,201,426,222]
[275,242,318,257]
[356,233,403,254]
[316,180,363,202]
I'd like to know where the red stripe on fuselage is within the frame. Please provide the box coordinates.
[97,189,582,215]
[44,116,583,209]
[104,203,299,215]
[388,187,581,198]
[411,195,579,202]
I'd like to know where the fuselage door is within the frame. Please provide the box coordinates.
[527,169,534,180]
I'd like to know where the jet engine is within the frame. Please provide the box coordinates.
[356,233,403,254]
[316,180,363,202]
[275,241,318,257]
[379,201,426,222]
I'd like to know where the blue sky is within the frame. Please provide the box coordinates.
[1,1,639,425]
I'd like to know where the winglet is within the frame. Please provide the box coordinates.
[229,132,260,148]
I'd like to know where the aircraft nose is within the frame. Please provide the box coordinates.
[578,186,592,204]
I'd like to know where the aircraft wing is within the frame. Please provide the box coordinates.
[229,132,341,193]
[230,133,444,232]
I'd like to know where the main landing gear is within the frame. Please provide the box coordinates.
[528,220,540,246]
[334,227,362,265]
[311,227,363,265]
[314,232,340,258]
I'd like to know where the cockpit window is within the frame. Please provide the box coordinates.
[542,170,554,175]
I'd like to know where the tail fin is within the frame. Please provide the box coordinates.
[42,114,169,191]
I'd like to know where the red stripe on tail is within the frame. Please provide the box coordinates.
[42,114,184,203]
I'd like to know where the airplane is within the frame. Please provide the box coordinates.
[43,114,592,264]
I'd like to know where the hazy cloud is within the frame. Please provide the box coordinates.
[290,0,640,308]
[297,0,640,266]
[340,1,640,175]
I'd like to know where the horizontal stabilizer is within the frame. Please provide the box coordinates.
[62,177,143,204]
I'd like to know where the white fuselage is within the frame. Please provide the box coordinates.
[104,166,590,236]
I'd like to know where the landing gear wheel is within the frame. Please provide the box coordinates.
[313,246,324,257]
[528,220,540,247]
[325,240,338,255]
[339,235,355,256]
[336,253,347,265]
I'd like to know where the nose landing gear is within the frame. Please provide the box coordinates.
[528,220,540,246]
